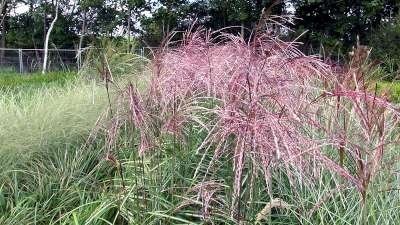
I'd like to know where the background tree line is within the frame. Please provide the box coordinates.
[0,0,399,56]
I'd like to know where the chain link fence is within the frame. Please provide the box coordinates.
[0,47,161,74]
[0,48,88,73]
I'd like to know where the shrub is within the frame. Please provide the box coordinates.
[106,23,400,222]
[368,17,400,80]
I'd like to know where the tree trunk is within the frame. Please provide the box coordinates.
[0,1,8,65]
[127,9,131,52]
[30,2,40,66]
[43,2,46,47]
[0,0,6,25]
[77,9,86,68]
[42,1,58,74]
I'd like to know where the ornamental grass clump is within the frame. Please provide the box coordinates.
[115,23,400,220]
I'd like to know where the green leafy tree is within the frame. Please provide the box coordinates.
[5,0,78,49]
[140,0,188,46]
[140,0,285,46]
[206,0,284,31]
[368,16,400,79]
[123,0,148,50]
[291,0,399,53]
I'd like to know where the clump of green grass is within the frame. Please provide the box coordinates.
[377,81,400,103]
[0,78,108,168]
[0,73,116,224]
[0,71,77,92]
[0,134,125,225]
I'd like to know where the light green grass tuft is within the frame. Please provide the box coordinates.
[0,71,77,92]
[377,81,400,102]
[0,79,108,167]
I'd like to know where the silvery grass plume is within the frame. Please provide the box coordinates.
[114,23,400,221]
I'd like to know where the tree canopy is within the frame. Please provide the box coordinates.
[0,0,398,51]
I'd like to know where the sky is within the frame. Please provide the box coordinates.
[11,2,29,16]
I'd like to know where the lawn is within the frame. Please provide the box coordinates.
[378,81,400,102]
[0,71,77,91]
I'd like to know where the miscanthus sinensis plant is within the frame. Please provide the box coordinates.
[108,23,400,221]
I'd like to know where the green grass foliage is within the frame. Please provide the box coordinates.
[378,81,400,103]
[0,71,77,91]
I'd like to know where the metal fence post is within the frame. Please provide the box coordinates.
[77,49,82,71]
[18,49,23,73]
[140,47,144,78]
